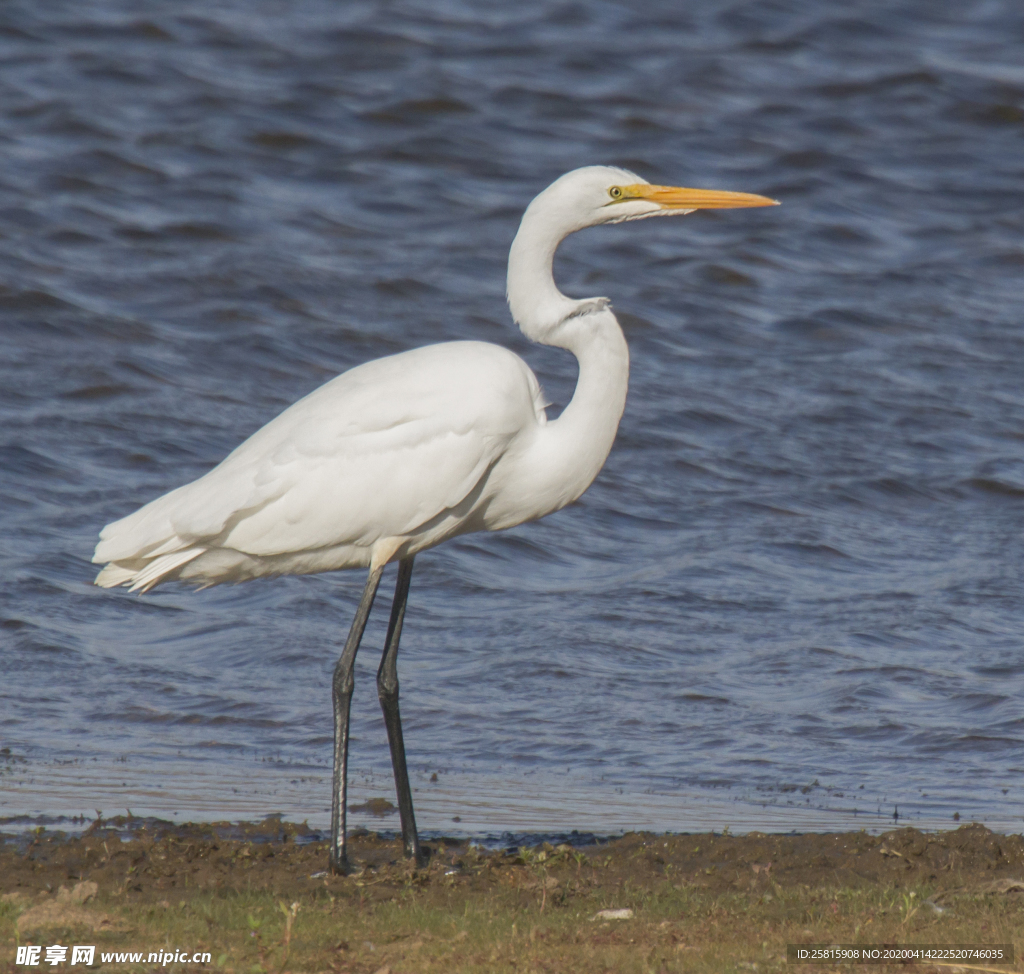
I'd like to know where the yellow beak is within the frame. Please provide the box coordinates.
[621,184,779,210]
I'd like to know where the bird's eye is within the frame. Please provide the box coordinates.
[608,186,623,199]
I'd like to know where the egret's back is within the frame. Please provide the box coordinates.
[93,341,547,591]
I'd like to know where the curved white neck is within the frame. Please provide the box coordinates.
[503,194,630,513]
[506,186,611,343]
[507,217,573,342]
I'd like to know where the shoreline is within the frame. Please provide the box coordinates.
[0,805,1013,844]
[3,817,1023,971]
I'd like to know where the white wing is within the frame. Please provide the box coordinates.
[94,341,546,586]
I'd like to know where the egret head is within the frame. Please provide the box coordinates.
[508,166,778,343]
[526,165,778,235]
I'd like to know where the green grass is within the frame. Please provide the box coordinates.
[4,826,1023,972]
[5,872,1021,972]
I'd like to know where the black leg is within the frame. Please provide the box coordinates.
[330,565,384,875]
[376,557,426,865]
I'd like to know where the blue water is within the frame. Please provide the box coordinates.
[2,0,1023,835]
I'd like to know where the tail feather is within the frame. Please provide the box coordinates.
[93,548,206,593]
[94,563,138,589]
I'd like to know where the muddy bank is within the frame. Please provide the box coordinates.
[3,819,1024,973]
[3,817,1023,902]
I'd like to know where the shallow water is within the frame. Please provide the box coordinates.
[2,0,1023,835]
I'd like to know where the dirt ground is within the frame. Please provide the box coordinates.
[2,816,1023,973]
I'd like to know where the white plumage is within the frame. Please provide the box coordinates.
[94,167,774,593]
[92,166,775,873]
[95,342,548,590]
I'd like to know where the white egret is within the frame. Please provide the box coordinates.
[93,166,777,872]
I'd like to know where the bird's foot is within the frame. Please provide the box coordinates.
[328,854,359,877]
[412,845,431,869]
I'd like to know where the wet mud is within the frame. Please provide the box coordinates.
[4,818,1024,973]
[3,816,1022,905]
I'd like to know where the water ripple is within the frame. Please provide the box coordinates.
[1,0,1022,834]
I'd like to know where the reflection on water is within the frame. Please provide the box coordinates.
[1,0,1023,835]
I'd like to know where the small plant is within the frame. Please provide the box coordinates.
[246,911,266,967]
[277,900,300,969]
[899,890,919,927]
